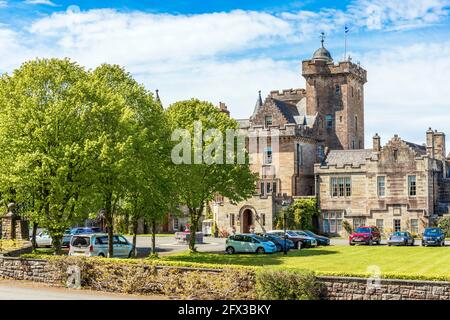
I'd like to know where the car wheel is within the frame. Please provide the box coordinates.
[98,253,105,257]
[368,239,373,246]
[275,244,282,252]
[256,247,265,254]
[226,246,235,254]
[349,242,355,246]
[296,241,302,249]
[128,251,133,258]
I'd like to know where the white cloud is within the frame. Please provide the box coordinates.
[0,4,449,152]
[0,1,7,7]
[25,0,57,6]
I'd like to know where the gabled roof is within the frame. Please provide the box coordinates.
[323,149,373,167]
[272,99,299,123]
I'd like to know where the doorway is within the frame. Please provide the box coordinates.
[241,209,253,233]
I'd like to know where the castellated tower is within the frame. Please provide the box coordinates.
[301,41,367,150]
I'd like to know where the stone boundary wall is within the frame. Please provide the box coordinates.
[318,276,450,300]
[0,257,449,300]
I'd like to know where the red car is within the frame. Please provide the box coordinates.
[349,226,381,246]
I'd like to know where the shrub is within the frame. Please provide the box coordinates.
[255,269,322,300]
[342,220,353,235]
[438,216,450,237]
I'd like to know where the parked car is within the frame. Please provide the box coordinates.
[32,229,52,247]
[62,227,102,247]
[267,230,308,249]
[68,233,134,258]
[349,226,381,245]
[387,231,415,246]
[289,231,318,248]
[294,230,330,246]
[256,233,295,251]
[422,227,446,247]
[225,234,277,254]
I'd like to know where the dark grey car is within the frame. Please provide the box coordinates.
[387,231,415,246]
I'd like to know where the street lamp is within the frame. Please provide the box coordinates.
[281,199,291,255]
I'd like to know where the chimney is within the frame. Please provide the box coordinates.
[426,127,434,157]
[433,131,446,161]
[373,133,381,152]
[218,102,230,117]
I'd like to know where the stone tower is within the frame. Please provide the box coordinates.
[301,40,367,150]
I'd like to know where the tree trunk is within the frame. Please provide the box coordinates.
[151,219,157,255]
[188,207,202,252]
[105,192,114,257]
[31,222,38,251]
[132,218,138,258]
[52,235,62,255]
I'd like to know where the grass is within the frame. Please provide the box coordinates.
[160,245,450,281]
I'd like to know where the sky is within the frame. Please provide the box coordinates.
[0,0,450,152]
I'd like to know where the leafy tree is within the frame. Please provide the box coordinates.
[0,58,93,253]
[438,216,450,237]
[85,64,169,257]
[275,198,319,230]
[166,99,257,252]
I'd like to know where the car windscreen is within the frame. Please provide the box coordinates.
[424,228,440,235]
[355,227,371,233]
[71,236,90,247]
[286,231,298,236]
[393,232,407,237]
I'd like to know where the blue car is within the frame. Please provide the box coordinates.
[258,233,295,251]
[296,230,330,246]
[225,234,277,254]
[62,227,102,247]
[422,228,446,247]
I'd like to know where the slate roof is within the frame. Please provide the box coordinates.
[272,99,299,123]
[404,141,427,156]
[323,149,373,166]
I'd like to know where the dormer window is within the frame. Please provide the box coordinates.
[335,85,340,94]
[264,116,272,127]
[393,149,398,161]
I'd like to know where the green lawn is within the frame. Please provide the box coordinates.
[160,245,450,281]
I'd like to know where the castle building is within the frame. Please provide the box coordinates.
[213,41,368,234]
[315,130,450,236]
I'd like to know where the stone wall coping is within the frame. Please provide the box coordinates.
[317,275,450,286]
[0,256,47,263]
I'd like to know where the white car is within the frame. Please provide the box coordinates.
[68,233,134,258]
[32,230,52,247]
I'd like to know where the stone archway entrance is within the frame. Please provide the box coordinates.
[241,209,253,233]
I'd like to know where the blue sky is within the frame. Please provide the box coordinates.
[1,0,450,152]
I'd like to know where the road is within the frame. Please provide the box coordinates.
[0,280,164,300]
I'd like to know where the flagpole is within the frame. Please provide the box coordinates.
[344,29,347,61]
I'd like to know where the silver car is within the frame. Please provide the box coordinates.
[33,229,52,247]
[68,233,134,258]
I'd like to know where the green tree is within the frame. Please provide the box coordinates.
[0,58,92,253]
[438,216,450,237]
[166,99,257,252]
[275,198,319,230]
[85,64,168,257]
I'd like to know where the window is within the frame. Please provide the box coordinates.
[377,176,385,197]
[345,177,351,196]
[339,116,343,122]
[266,182,271,194]
[335,84,340,94]
[317,145,324,160]
[264,147,272,164]
[331,178,338,197]
[331,177,351,197]
[352,140,355,149]
[173,218,179,231]
[264,116,272,127]
[260,182,265,196]
[408,175,416,196]
[261,213,266,226]
[355,115,358,131]
[353,218,366,229]
[393,219,401,232]
[272,182,277,194]
[325,114,333,128]
[322,211,343,234]
[351,86,354,97]
[410,219,418,234]
[376,219,384,233]
[393,149,398,161]
[229,213,235,227]
[296,143,303,172]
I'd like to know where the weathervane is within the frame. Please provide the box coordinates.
[320,32,325,47]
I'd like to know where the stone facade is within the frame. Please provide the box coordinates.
[315,130,449,236]
[1,203,29,240]
[214,42,366,234]
[319,276,450,300]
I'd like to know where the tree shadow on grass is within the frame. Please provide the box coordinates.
[161,249,339,267]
